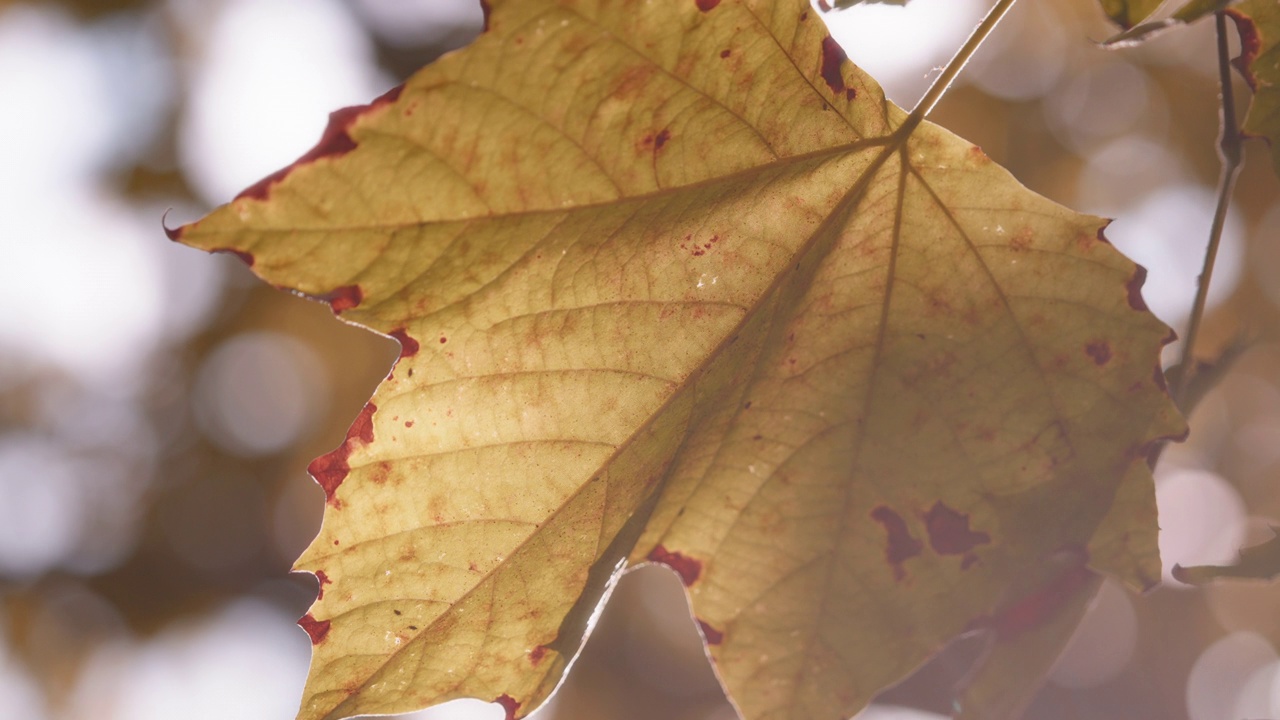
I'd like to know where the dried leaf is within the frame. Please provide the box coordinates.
[1101,0,1235,47]
[1227,0,1280,176]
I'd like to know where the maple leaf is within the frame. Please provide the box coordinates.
[1097,0,1280,178]
[1099,0,1235,45]
[168,1,1185,719]
[1225,0,1280,175]
[1097,0,1167,30]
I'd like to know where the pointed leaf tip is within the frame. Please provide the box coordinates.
[161,209,184,242]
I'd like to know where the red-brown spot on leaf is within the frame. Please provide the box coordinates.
[370,462,393,486]
[846,88,857,101]
[1085,341,1112,365]
[404,420,414,428]
[440,336,448,344]
[307,450,349,503]
[654,128,671,150]
[871,506,923,580]
[924,502,990,556]
[697,619,724,645]
[321,285,363,314]
[349,402,377,444]
[389,328,419,358]
[695,0,720,11]
[1125,266,1149,311]
[648,545,702,586]
[529,646,547,664]
[495,694,520,720]
[307,403,376,503]
[235,84,402,201]
[1009,228,1032,251]
[314,570,331,600]
[298,614,331,645]
[720,48,732,58]
[1226,9,1262,91]
[820,36,847,96]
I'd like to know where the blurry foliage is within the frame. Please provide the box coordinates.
[1,1,1280,720]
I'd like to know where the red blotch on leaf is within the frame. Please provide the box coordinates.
[655,128,671,150]
[820,36,847,96]
[695,0,721,11]
[1226,9,1262,91]
[298,614,331,645]
[648,545,702,586]
[314,570,331,600]
[923,502,990,556]
[349,402,377,444]
[697,619,724,645]
[495,694,520,720]
[871,506,923,580]
[720,49,732,59]
[307,450,350,503]
[529,646,547,664]
[235,84,402,201]
[389,328,420,358]
[320,285,363,314]
[307,403,377,503]
[1125,266,1149,311]
[1085,341,1112,365]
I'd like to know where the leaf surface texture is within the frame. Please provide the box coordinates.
[173,1,1185,719]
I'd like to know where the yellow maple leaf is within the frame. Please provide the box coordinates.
[169,1,1186,719]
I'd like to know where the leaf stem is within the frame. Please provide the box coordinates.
[902,0,1019,133]
[1169,11,1244,401]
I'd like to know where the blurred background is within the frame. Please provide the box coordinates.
[0,0,1277,718]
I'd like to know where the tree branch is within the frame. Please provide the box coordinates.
[1168,11,1245,403]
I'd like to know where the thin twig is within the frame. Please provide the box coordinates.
[1169,11,1244,401]
[902,0,1018,134]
